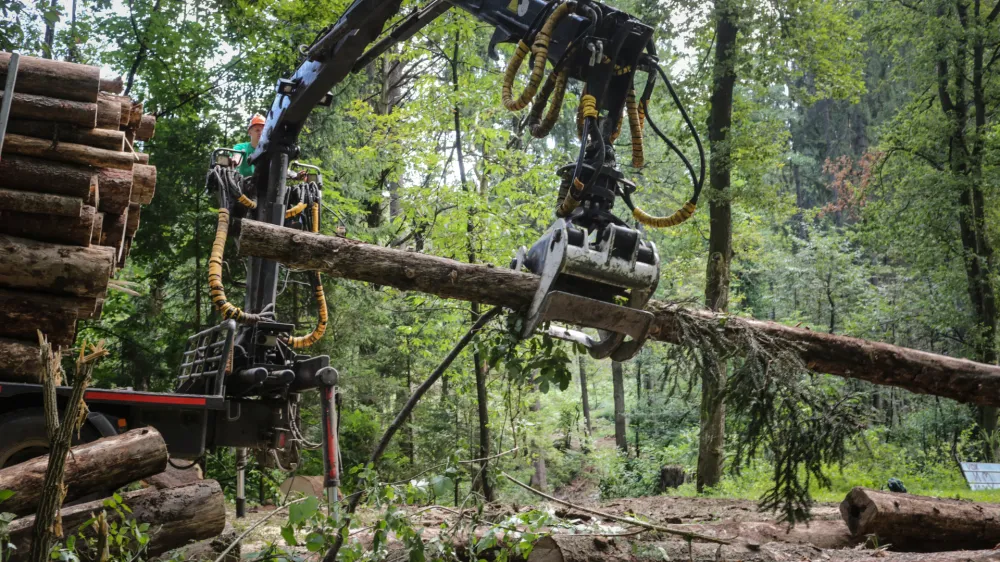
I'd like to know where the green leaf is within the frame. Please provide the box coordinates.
[280,525,298,546]
[0,489,15,502]
[305,532,325,552]
[288,495,319,525]
[430,475,453,498]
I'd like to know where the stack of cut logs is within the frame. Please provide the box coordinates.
[0,53,157,378]
[0,427,237,561]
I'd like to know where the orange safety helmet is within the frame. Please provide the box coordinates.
[248,113,266,131]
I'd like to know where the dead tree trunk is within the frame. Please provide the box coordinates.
[578,355,592,436]
[0,155,97,199]
[8,481,226,560]
[0,53,100,102]
[236,220,1000,407]
[0,427,167,516]
[0,234,114,298]
[840,487,1000,552]
[611,361,627,453]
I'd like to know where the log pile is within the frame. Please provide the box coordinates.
[0,427,230,560]
[0,53,158,378]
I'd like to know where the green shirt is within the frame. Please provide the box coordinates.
[233,141,255,177]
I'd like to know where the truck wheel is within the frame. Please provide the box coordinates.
[0,409,101,468]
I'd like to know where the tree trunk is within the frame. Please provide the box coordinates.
[0,155,97,199]
[100,210,128,258]
[98,76,123,95]
[611,361,627,453]
[0,234,114,297]
[97,168,134,214]
[131,164,156,204]
[136,114,156,141]
[529,389,547,491]
[578,355,591,436]
[0,91,97,128]
[0,188,84,217]
[0,288,84,345]
[0,428,167,516]
[95,95,122,130]
[840,487,1000,552]
[126,203,141,237]
[0,53,100,103]
[236,220,1000,407]
[0,206,96,246]
[3,134,133,170]
[153,523,239,562]
[698,0,739,492]
[7,480,226,560]
[0,337,56,382]
[6,120,125,151]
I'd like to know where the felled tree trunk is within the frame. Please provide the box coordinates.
[6,120,125,151]
[0,53,100,102]
[236,220,1000,407]
[131,164,156,204]
[840,487,1000,552]
[0,207,96,247]
[96,168,133,214]
[95,95,121,130]
[0,289,80,345]
[0,91,97,128]
[0,337,53,381]
[136,114,156,140]
[153,523,239,562]
[100,211,127,257]
[6,480,226,561]
[3,134,134,170]
[0,188,84,217]
[0,155,97,199]
[0,234,114,298]
[0,428,167,516]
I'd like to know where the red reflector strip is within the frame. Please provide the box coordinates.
[84,391,207,406]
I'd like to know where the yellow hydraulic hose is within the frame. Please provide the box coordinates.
[632,200,697,228]
[502,1,574,111]
[288,202,328,348]
[626,89,644,168]
[209,208,265,324]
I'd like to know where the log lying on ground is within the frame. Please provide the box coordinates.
[0,427,167,517]
[238,220,1000,407]
[6,480,226,560]
[0,53,100,102]
[0,155,97,199]
[154,523,239,562]
[6,120,125,151]
[0,234,114,297]
[3,134,134,170]
[0,91,97,128]
[841,487,1000,552]
[0,338,53,382]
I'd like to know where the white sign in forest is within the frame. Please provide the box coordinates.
[960,463,1000,490]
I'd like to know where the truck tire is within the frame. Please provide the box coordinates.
[0,409,101,468]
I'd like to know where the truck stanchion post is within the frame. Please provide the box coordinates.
[319,367,340,516]
[236,447,247,518]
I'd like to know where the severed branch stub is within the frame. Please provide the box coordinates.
[28,333,108,562]
[502,472,729,545]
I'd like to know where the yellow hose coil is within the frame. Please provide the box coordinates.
[557,177,585,216]
[209,208,263,324]
[626,89,644,168]
[502,2,573,111]
[528,68,569,138]
[632,200,697,228]
[285,202,308,219]
[288,202,328,348]
[238,195,257,209]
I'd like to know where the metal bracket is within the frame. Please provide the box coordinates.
[512,219,659,361]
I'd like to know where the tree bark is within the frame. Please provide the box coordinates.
[153,523,238,562]
[698,0,739,492]
[98,93,131,127]
[578,355,592,436]
[95,95,122,130]
[0,338,56,382]
[100,210,127,258]
[6,120,125,151]
[2,134,134,170]
[136,114,156,141]
[0,188,84,218]
[0,206,96,247]
[90,211,103,245]
[840,487,1000,552]
[0,234,114,297]
[97,168,133,214]
[0,90,97,128]
[7,480,226,560]
[611,361,627,453]
[0,428,167,516]
[0,155,96,199]
[131,164,156,205]
[237,220,1000,407]
[99,75,123,95]
[0,288,82,345]
[126,203,141,237]
[0,53,100,103]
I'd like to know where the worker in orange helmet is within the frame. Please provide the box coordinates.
[233,113,266,177]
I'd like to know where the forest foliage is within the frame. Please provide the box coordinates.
[3,0,999,544]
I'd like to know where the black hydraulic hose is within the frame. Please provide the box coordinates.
[644,109,700,201]
[321,307,502,562]
[656,64,706,196]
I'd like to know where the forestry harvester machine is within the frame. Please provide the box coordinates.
[0,0,703,519]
